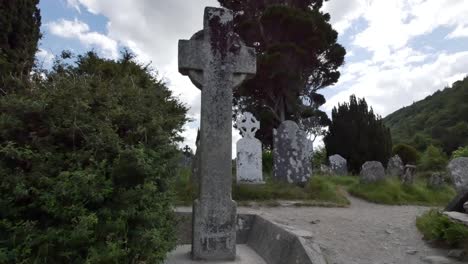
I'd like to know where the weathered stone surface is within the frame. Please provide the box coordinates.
[443,211,468,227]
[427,172,445,189]
[464,201,468,213]
[273,120,313,184]
[328,154,347,175]
[448,157,468,191]
[445,188,468,213]
[386,155,404,176]
[236,112,263,184]
[401,165,416,185]
[447,249,466,260]
[178,7,256,260]
[360,161,385,183]
[421,255,452,264]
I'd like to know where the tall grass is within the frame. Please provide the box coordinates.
[349,177,456,205]
[417,209,468,249]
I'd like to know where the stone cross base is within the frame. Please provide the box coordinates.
[192,199,237,260]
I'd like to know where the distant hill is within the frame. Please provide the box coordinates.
[384,76,468,154]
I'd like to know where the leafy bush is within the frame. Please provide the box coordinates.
[312,146,327,169]
[417,209,468,247]
[349,177,455,205]
[452,146,468,159]
[0,52,187,263]
[393,143,421,165]
[419,145,448,171]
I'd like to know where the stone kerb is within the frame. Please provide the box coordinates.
[236,112,264,184]
[273,120,312,184]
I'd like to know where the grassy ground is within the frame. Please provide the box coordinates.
[416,209,468,252]
[348,176,456,206]
[174,167,456,207]
[173,168,351,207]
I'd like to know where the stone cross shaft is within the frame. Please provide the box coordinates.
[178,7,256,260]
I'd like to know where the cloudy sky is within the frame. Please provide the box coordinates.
[37,0,468,153]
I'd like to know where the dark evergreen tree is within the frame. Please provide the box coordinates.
[218,0,346,148]
[0,0,41,94]
[324,95,392,174]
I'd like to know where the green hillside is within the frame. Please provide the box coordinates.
[384,76,468,154]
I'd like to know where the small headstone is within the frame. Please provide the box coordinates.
[273,120,312,184]
[427,172,445,189]
[320,164,332,174]
[360,161,385,183]
[328,154,347,175]
[386,155,404,176]
[179,7,256,260]
[447,157,468,191]
[401,165,416,185]
[236,112,263,184]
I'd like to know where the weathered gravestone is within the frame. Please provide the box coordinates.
[273,120,312,184]
[401,164,416,185]
[386,155,404,177]
[360,161,385,183]
[329,154,347,175]
[448,157,468,191]
[236,112,263,184]
[427,172,445,189]
[179,7,256,260]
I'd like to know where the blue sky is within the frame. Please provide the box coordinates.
[37,0,468,152]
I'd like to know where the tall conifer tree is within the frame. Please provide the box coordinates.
[324,95,393,174]
[0,0,41,94]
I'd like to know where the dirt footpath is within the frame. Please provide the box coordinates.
[240,195,464,264]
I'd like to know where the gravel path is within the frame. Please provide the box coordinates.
[240,195,464,264]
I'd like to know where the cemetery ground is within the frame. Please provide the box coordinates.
[172,170,467,263]
[174,169,456,207]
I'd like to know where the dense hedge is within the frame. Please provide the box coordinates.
[0,52,187,263]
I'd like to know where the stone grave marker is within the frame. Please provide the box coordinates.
[401,164,416,185]
[360,161,385,183]
[448,157,468,192]
[179,7,256,260]
[329,154,347,175]
[236,112,263,184]
[386,155,404,177]
[273,120,312,184]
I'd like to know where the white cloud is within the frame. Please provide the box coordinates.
[447,24,468,39]
[322,0,366,34]
[47,19,119,59]
[325,51,468,117]
[35,48,55,69]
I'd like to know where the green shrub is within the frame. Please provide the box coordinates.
[393,143,421,165]
[417,209,468,247]
[349,177,455,205]
[312,146,327,169]
[452,146,468,159]
[0,52,187,263]
[419,145,448,171]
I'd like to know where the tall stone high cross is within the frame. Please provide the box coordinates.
[178,7,256,260]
